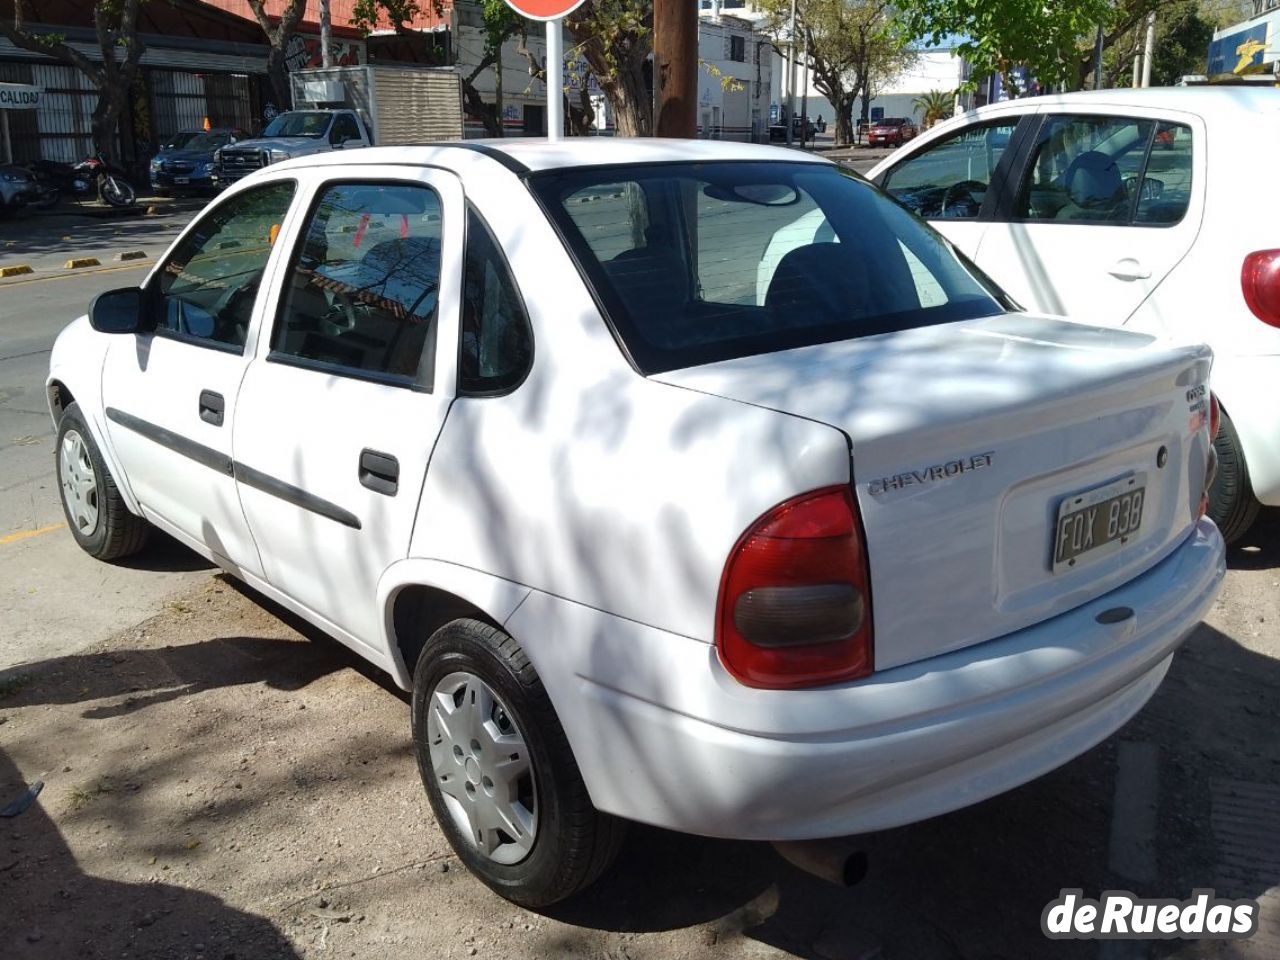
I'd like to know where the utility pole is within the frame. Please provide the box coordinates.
[800,36,809,149]
[786,0,798,146]
[654,0,697,137]
[1141,12,1156,87]
[1092,25,1104,90]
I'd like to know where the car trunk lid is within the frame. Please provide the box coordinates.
[655,313,1214,670]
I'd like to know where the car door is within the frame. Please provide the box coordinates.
[232,167,462,651]
[876,116,1026,257]
[100,179,300,576]
[972,108,1204,321]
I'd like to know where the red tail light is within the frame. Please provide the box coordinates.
[716,486,873,689]
[1242,250,1280,327]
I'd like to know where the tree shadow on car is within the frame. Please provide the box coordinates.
[1226,507,1280,571]
[0,743,302,960]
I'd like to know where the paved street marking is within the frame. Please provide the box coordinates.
[0,523,65,546]
[64,257,102,269]
[0,264,33,277]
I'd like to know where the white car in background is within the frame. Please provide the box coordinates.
[868,87,1280,544]
[47,139,1224,907]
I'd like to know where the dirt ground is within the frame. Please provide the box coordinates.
[2,516,1279,960]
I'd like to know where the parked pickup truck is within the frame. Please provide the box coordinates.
[216,109,368,184]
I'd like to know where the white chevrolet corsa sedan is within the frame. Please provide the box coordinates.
[47,139,1225,906]
[868,87,1280,544]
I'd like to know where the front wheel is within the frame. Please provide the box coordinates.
[99,175,136,208]
[56,403,148,560]
[1209,410,1261,545]
[411,619,624,907]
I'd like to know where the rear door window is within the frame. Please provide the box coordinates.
[272,181,442,386]
[1015,115,1192,226]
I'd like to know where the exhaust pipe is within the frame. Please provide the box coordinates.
[771,839,868,887]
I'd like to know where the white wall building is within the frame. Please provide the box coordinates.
[696,14,773,141]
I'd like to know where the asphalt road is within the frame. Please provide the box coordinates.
[0,208,211,671]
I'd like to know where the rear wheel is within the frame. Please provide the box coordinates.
[1209,410,1261,546]
[56,402,148,561]
[411,619,624,907]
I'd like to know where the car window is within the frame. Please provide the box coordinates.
[531,161,1005,374]
[1014,115,1190,226]
[273,182,443,386]
[882,120,1019,220]
[155,180,296,351]
[1134,122,1193,225]
[330,114,362,145]
[459,207,533,395]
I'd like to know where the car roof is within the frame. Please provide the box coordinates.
[280,137,832,175]
[970,86,1280,118]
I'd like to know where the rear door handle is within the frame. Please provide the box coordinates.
[359,449,399,496]
[199,390,225,426]
[1108,258,1152,281]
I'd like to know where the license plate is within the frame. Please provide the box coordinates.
[174,177,190,184]
[1052,473,1146,572]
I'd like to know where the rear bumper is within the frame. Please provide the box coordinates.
[516,519,1224,840]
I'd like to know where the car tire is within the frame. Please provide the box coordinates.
[56,402,148,561]
[1209,410,1261,546]
[411,619,625,907]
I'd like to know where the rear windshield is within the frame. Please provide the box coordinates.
[529,161,1005,373]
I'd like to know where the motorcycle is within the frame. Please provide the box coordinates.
[31,151,137,208]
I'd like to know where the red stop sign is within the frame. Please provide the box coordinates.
[503,0,586,21]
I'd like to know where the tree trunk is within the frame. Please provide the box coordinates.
[835,97,854,147]
[91,93,125,164]
[461,79,503,137]
[596,61,651,137]
[266,46,292,113]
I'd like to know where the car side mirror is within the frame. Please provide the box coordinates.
[89,286,146,334]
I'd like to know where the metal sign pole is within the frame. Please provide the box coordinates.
[1,110,10,164]
[547,20,563,141]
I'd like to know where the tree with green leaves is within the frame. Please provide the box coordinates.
[1071,0,1214,89]
[246,0,308,111]
[758,0,916,146]
[0,0,147,162]
[901,0,1112,94]
[563,0,652,136]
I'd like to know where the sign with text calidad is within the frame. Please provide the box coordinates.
[0,83,41,110]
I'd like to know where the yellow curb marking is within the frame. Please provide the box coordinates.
[0,262,148,286]
[64,257,102,269]
[0,523,65,546]
[0,264,33,277]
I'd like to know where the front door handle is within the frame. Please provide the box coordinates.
[359,449,399,496]
[1108,258,1152,281]
[199,390,225,427]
